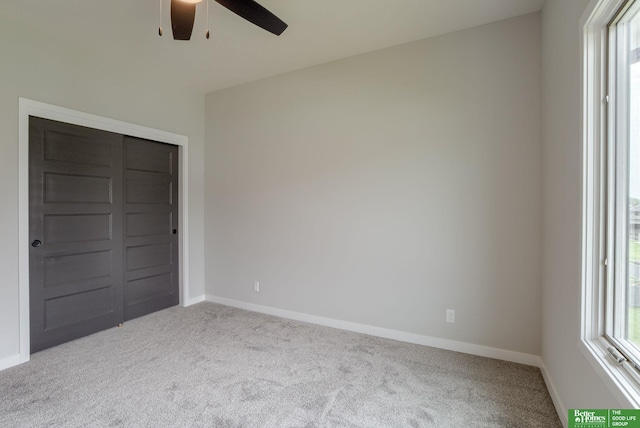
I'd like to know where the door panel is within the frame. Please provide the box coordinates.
[43,129,114,167]
[125,212,173,237]
[44,250,112,286]
[126,145,173,174]
[43,213,113,243]
[44,173,112,203]
[29,117,124,353]
[125,179,172,204]
[126,272,174,305]
[123,137,179,321]
[126,243,172,271]
[44,286,115,330]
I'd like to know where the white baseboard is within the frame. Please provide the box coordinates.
[0,353,27,371]
[184,295,206,307]
[205,295,542,368]
[540,360,567,428]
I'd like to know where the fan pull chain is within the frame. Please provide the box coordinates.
[158,0,163,36]
[206,0,210,39]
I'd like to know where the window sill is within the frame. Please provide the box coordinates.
[580,336,640,408]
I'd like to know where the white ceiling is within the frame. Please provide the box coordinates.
[1,0,545,93]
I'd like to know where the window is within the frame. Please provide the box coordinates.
[608,0,640,365]
[582,0,640,407]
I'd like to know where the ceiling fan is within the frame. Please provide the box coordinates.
[162,0,288,41]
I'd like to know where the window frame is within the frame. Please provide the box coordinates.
[582,0,640,408]
[606,0,640,359]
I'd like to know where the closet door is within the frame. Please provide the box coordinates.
[29,117,124,353]
[123,137,179,321]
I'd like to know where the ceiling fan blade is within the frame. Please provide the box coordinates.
[171,0,196,40]
[214,0,288,36]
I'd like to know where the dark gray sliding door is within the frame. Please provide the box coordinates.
[123,137,179,321]
[29,117,124,353]
[29,118,179,353]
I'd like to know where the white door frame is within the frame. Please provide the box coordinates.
[18,98,190,364]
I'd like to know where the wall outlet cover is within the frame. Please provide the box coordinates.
[446,309,455,323]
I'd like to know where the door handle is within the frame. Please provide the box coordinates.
[172,229,177,235]
[31,240,42,247]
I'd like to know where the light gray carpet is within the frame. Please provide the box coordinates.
[0,302,561,427]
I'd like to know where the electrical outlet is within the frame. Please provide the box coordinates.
[446,309,455,323]
[253,281,260,293]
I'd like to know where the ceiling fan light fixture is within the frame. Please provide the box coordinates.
[171,0,197,40]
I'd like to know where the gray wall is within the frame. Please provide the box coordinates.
[205,13,542,356]
[541,0,623,414]
[0,13,206,363]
